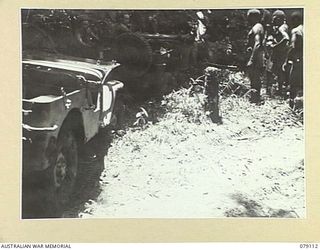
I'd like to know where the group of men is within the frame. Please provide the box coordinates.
[89,9,303,109]
[246,9,303,108]
[40,9,303,109]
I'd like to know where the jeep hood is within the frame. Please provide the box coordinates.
[23,55,120,81]
[22,54,120,101]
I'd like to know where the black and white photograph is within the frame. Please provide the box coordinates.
[21,8,304,219]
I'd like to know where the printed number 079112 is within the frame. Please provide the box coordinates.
[300,244,319,248]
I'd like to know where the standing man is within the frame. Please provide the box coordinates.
[190,11,208,68]
[284,11,303,108]
[271,10,290,96]
[246,9,265,104]
[261,9,274,96]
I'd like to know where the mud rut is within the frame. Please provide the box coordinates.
[79,94,303,218]
[22,83,304,219]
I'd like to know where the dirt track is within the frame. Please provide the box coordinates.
[78,85,304,218]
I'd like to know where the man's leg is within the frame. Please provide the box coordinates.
[179,44,192,70]
[249,68,262,103]
[272,61,283,96]
[266,70,274,96]
[278,67,288,96]
[190,42,198,66]
[289,61,303,109]
[274,66,282,95]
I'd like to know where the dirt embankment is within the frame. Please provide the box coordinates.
[78,71,304,218]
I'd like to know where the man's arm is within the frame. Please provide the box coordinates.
[282,30,297,71]
[288,31,298,59]
[247,31,261,66]
[273,25,289,49]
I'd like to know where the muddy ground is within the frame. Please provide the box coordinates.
[77,72,304,218]
[22,71,304,219]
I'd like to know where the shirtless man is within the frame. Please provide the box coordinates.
[284,11,303,108]
[190,11,208,68]
[261,9,274,95]
[271,10,290,95]
[246,9,264,104]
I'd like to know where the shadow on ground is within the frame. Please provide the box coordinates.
[224,193,299,218]
[22,131,111,219]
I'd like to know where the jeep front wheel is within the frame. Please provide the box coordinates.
[52,130,78,214]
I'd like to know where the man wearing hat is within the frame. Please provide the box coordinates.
[246,9,265,103]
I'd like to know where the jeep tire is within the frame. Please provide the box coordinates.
[51,129,78,216]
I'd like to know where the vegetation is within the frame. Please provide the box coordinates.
[78,69,304,218]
